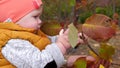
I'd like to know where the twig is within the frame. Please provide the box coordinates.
[86,43,99,57]
[80,31,120,66]
[79,31,99,57]
[111,63,120,66]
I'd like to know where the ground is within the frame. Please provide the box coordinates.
[62,30,120,68]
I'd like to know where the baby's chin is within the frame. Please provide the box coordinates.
[35,27,41,30]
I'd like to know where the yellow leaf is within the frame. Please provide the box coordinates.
[109,59,112,63]
[68,23,78,48]
[99,43,115,60]
[99,64,105,68]
[89,50,98,60]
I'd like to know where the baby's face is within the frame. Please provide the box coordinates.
[16,6,43,30]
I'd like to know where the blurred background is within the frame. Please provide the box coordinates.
[41,0,120,25]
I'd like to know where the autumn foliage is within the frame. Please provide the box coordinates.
[41,14,117,68]
[41,0,120,68]
[82,14,116,42]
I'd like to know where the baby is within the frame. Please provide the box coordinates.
[0,0,94,68]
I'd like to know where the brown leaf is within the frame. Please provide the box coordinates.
[40,20,62,36]
[82,14,116,42]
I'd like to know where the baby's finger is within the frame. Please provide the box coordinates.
[63,29,69,35]
[59,29,64,35]
[67,55,86,67]
[79,33,88,40]
[86,56,96,62]
[77,38,84,44]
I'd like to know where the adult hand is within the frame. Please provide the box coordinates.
[67,55,95,67]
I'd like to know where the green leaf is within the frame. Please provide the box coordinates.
[99,43,115,60]
[74,59,87,68]
[69,0,75,7]
[68,23,78,48]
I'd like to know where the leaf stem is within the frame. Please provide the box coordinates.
[80,31,99,57]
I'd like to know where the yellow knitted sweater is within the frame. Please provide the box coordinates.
[0,23,51,68]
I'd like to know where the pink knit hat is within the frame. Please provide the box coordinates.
[0,0,42,22]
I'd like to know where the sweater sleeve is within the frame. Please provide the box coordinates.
[1,39,65,68]
[47,35,57,43]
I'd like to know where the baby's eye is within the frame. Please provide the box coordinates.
[33,15,40,18]
[33,16,38,18]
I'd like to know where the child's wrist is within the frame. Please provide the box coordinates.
[56,42,67,55]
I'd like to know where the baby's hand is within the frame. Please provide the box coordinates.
[56,29,71,54]
[77,32,88,45]
[56,29,87,54]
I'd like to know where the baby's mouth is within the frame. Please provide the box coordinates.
[37,25,41,29]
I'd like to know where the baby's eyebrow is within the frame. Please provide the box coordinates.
[35,10,42,16]
[39,4,43,9]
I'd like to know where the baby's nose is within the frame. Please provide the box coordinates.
[38,19,42,24]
